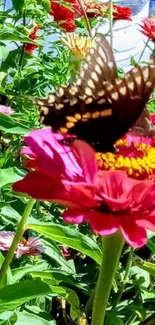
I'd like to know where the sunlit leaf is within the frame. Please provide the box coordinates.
[12,0,25,11]
[0,43,9,61]
[0,167,26,189]
[27,221,102,264]
[0,113,30,135]
[0,279,65,312]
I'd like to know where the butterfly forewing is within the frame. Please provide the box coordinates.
[37,35,155,152]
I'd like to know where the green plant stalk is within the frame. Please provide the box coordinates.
[138,39,150,63]
[91,232,124,325]
[18,9,26,69]
[78,0,92,37]
[109,0,113,48]
[113,247,134,309]
[0,198,35,285]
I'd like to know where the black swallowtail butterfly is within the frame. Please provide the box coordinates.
[130,108,155,138]
[36,35,155,152]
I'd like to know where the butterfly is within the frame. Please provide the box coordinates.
[36,35,155,152]
[130,108,155,138]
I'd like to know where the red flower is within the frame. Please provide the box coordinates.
[59,20,77,32]
[0,232,44,258]
[13,128,155,248]
[139,17,155,41]
[50,0,81,32]
[24,25,42,53]
[105,3,132,21]
[84,1,107,18]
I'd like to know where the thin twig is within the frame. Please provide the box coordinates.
[138,39,150,63]
[112,247,134,309]
[77,0,92,37]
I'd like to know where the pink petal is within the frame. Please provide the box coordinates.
[62,180,97,208]
[136,216,155,232]
[88,211,119,235]
[13,172,96,208]
[13,172,67,203]
[151,113,155,125]
[119,218,148,248]
[95,171,133,211]
[23,128,83,180]
[0,105,14,115]
[131,182,155,210]
[63,208,87,224]
[73,140,97,183]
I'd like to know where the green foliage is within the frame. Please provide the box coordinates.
[0,1,155,324]
[27,221,102,264]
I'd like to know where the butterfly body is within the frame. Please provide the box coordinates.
[37,35,155,152]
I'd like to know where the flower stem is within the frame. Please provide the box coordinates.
[84,289,95,317]
[108,0,113,48]
[0,198,35,285]
[91,232,124,325]
[78,0,92,37]
[138,39,150,63]
[112,247,134,309]
[18,9,26,69]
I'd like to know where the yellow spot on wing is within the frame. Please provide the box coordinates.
[66,116,77,123]
[97,98,106,104]
[60,127,68,134]
[82,112,91,119]
[85,87,93,96]
[74,113,81,120]
[48,94,55,104]
[92,111,100,119]
[66,122,75,129]
[100,109,112,117]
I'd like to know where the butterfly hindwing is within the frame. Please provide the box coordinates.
[36,36,155,152]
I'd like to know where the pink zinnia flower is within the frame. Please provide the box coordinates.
[0,105,14,115]
[0,231,44,258]
[97,133,155,181]
[16,237,44,258]
[13,128,155,248]
[0,232,14,250]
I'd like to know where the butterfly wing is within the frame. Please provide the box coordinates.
[130,107,155,137]
[36,35,155,152]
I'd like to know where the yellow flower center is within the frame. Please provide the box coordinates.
[61,35,95,56]
[96,138,155,180]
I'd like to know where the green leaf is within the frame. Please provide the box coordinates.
[0,311,18,325]
[66,288,82,321]
[0,279,58,312]
[0,72,6,86]
[0,253,13,289]
[0,28,39,44]
[136,261,155,277]
[12,262,48,282]
[42,0,51,12]
[0,43,9,61]
[0,114,30,135]
[0,311,56,325]
[43,239,75,273]
[30,270,87,293]
[27,222,102,265]
[12,0,25,11]
[0,167,26,189]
